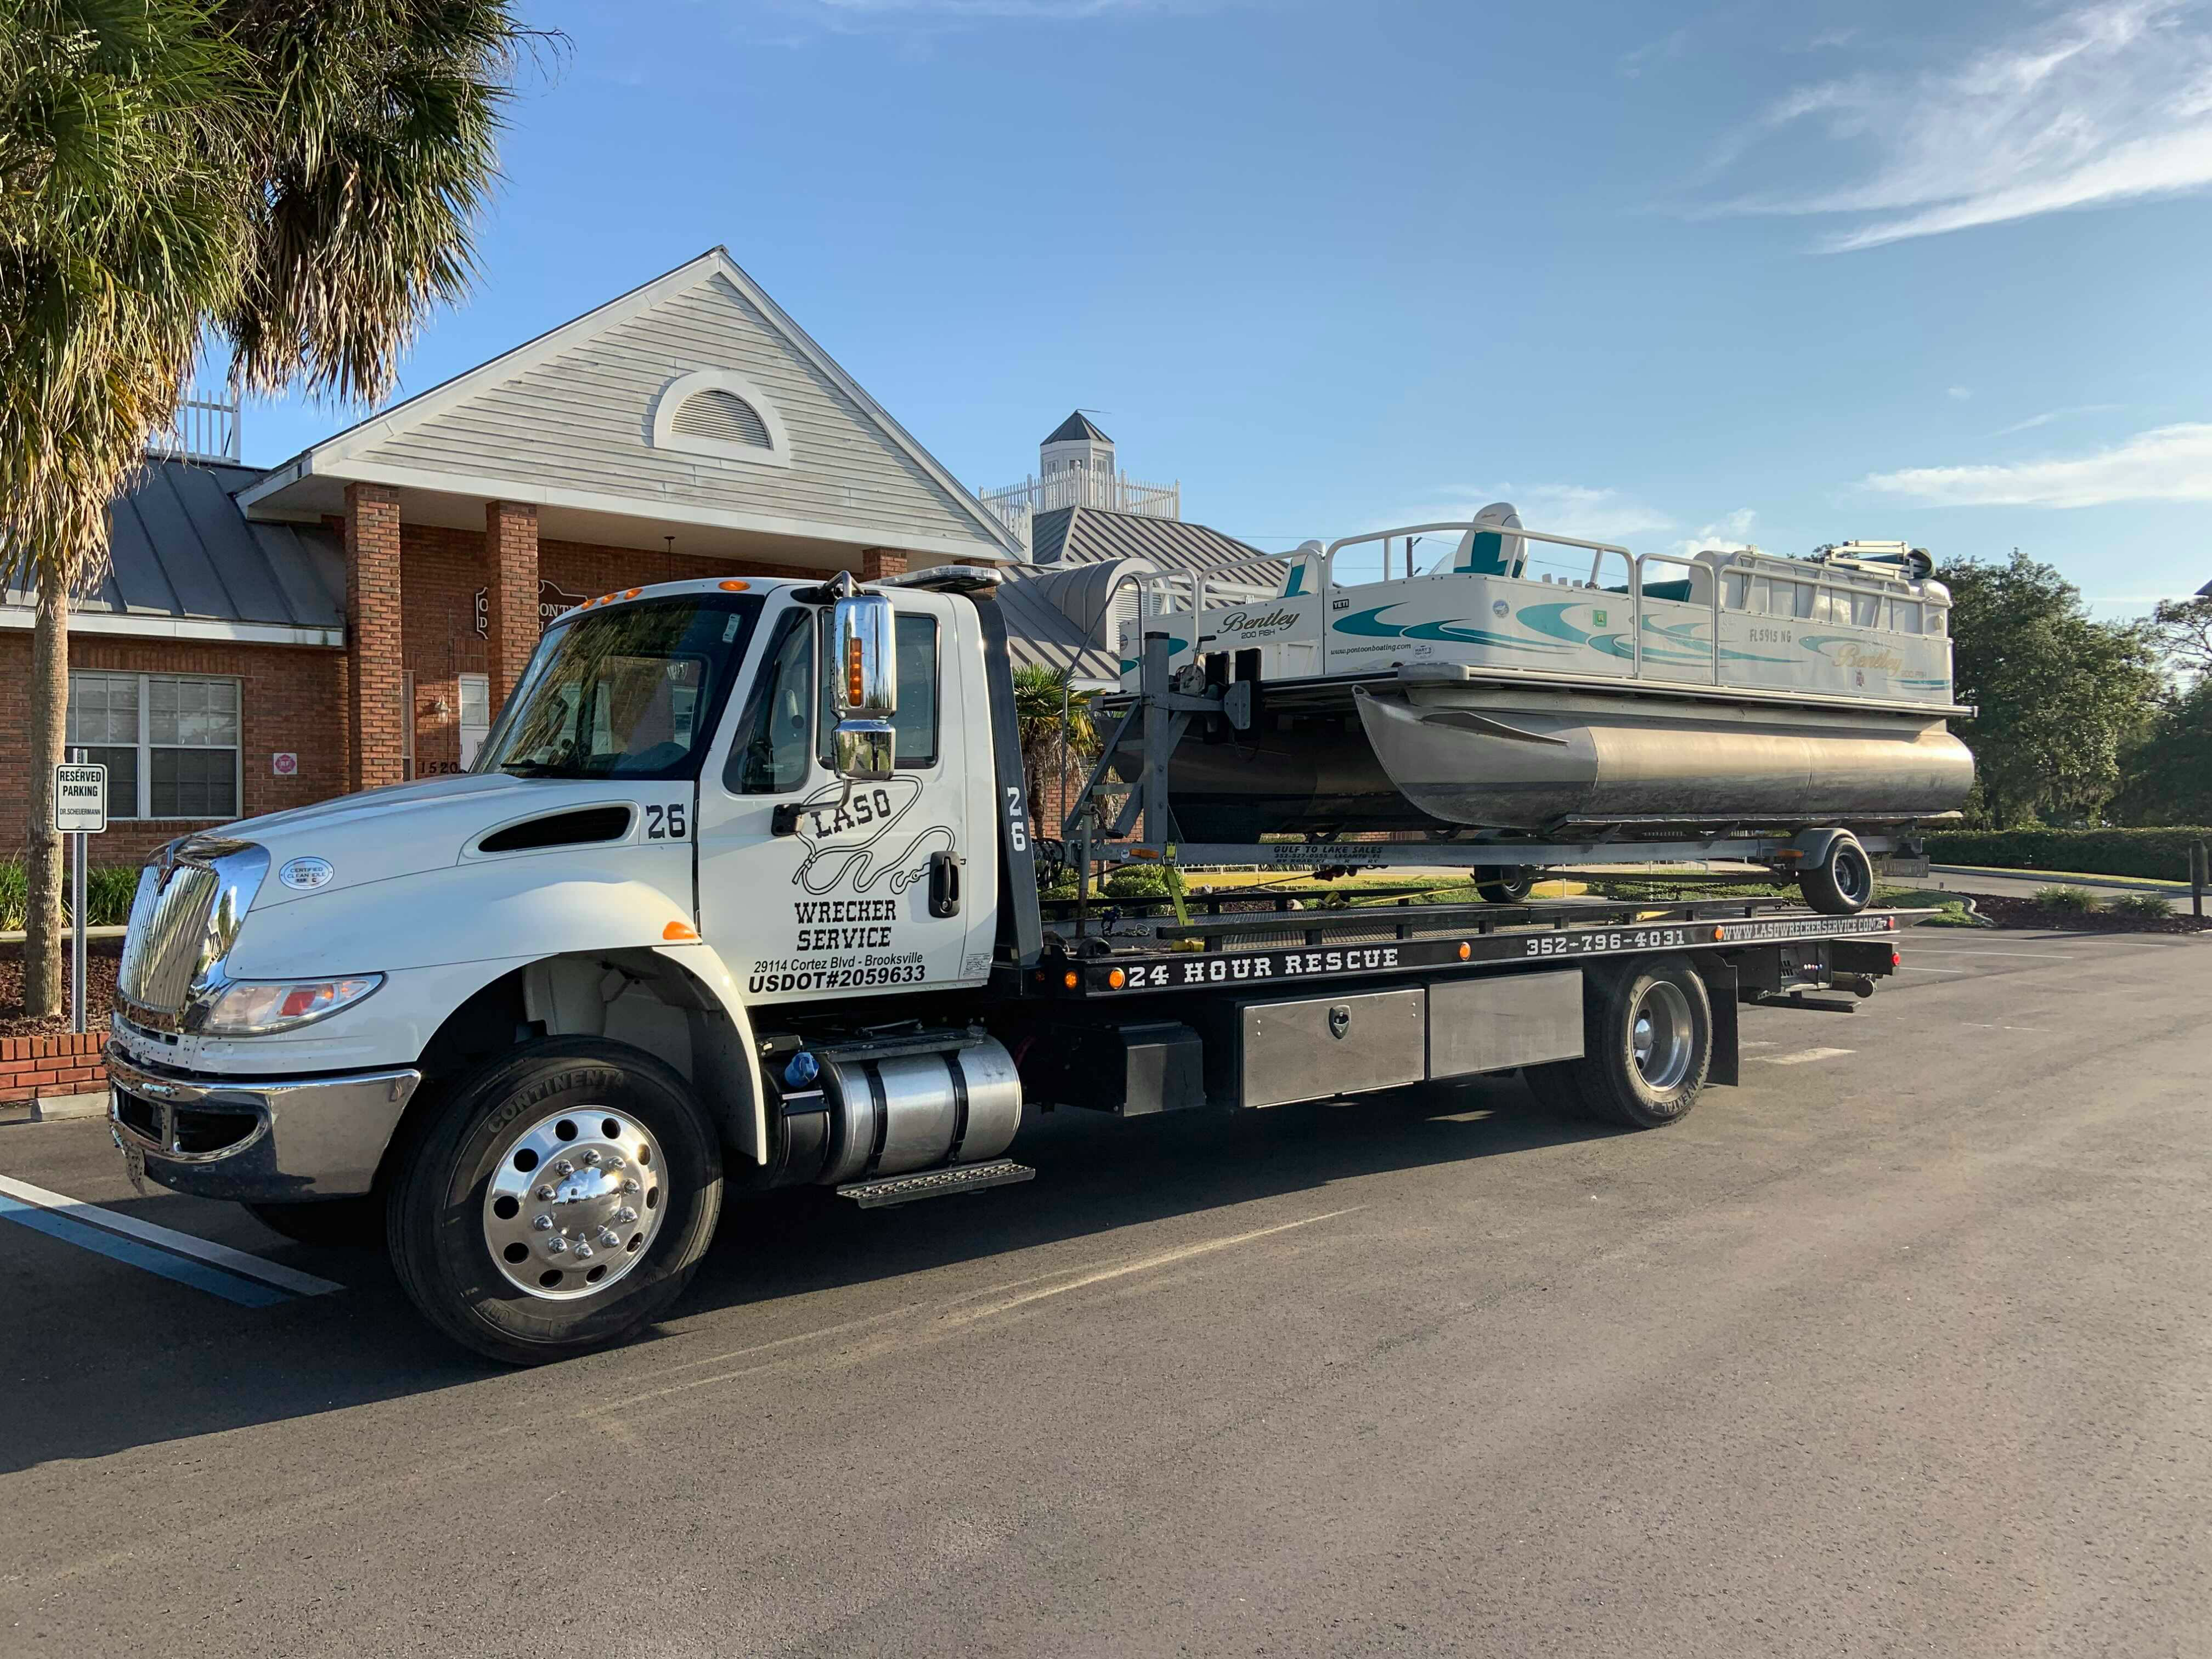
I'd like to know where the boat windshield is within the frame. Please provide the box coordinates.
[476,594,764,780]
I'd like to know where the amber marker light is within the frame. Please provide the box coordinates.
[719,580,749,592]
[846,637,865,706]
[1457,942,1470,961]
[1711,926,1726,941]
[625,588,641,598]
[1063,971,1079,989]
[1107,968,1126,989]
[662,920,699,942]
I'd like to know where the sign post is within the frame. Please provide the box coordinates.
[54,754,107,1034]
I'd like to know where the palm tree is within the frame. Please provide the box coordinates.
[1010,663,1098,840]
[0,0,535,1018]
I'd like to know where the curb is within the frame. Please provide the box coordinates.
[33,1091,106,1122]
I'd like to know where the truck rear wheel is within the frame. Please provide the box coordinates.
[1524,957,1711,1129]
[387,1039,722,1366]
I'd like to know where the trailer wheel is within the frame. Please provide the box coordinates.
[1475,866,1538,904]
[387,1038,722,1366]
[1530,958,1711,1129]
[1797,834,1874,916]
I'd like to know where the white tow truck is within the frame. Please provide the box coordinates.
[107,568,1917,1362]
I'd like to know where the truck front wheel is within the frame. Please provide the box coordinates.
[387,1039,723,1365]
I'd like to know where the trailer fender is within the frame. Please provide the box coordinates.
[1783,827,1853,869]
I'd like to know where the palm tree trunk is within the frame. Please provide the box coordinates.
[24,562,69,1019]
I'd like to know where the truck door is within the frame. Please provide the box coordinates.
[696,589,987,1006]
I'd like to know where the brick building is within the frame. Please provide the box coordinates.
[1,248,1026,866]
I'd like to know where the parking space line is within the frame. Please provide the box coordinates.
[1898,965,1973,973]
[0,1174,343,1298]
[1906,948,2078,960]
[0,1194,291,1307]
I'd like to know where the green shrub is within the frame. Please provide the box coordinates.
[2032,884,2100,912]
[1924,827,2211,882]
[0,860,140,931]
[1102,864,1169,898]
[2106,892,2174,918]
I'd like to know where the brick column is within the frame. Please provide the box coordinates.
[343,481,404,792]
[860,548,908,581]
[484,500,540,711]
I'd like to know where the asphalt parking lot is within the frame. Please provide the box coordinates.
[3,926,2208,1657]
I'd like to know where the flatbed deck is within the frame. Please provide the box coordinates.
[1037,894,1913,999]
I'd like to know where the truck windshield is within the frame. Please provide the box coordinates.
[476,594,764,780]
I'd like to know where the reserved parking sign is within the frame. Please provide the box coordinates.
[54,763,107,834]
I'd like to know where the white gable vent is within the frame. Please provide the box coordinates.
[650,368,792,468]
[674,388,771,448]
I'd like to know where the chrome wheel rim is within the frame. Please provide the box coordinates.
[483,1107,666,1301]
[1629,980,1694,1092]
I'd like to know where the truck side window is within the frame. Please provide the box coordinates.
[891,616,939,767]
[727,614,813,794]
[815,613,939,769]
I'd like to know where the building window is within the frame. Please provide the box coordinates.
[650,368,793,468]
[66,671,241,821]
[458,674,492,769]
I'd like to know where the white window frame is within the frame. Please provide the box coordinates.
[649,368,794,469]
[66,670,244,822]
[457,672,492,770]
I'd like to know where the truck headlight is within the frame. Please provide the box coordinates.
[196,975,384,1036]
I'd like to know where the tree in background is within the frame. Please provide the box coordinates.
[2112,591,2212,825]
[1011,663,1098,838]
[1942,551,2162,827]
[1,0,538,1018]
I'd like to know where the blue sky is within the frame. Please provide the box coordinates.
[234,0,2212,614]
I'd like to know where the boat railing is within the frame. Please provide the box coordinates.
[1632,551,1724,685]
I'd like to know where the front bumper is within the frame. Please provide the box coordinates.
[107,1052,422,1202]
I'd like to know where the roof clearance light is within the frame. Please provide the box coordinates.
[719,580,749,592]
[625,588,641,598]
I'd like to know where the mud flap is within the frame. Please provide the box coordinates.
[1697,959,1740,1087]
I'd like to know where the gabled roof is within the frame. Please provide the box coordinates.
[2,460,343,645]
[239,247,1026,564]
[1043,411,1112,446]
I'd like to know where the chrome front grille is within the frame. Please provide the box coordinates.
[117,838,269,1026]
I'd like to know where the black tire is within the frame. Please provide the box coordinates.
[1796,833,1874,916]
[387,1038,722,1366]
[245,1197,383,1249]
[1475,866,1538,905]
[1550,957,1712,1129]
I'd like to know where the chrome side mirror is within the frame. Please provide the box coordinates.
[830,593,896,781]
[831,594,896,717]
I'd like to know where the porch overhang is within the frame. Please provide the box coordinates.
[239,458,1020,571]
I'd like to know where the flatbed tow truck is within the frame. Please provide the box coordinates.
[106,567,1919,1363]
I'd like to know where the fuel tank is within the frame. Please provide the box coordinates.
[1117,682,1975,840]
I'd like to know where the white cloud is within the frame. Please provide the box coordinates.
[1862,421,2212,506]
[1675,508,1758,557]
[1990,402,2124,436]
[1698,2,2212,249]
[1947,386,1973,400]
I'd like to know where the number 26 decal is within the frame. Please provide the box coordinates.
[643,803,688,840]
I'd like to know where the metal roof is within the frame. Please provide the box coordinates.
[4,460,346,630]
[1027,504,1274,577]
[1042,411,1112,446]
[994,568,1120,686]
